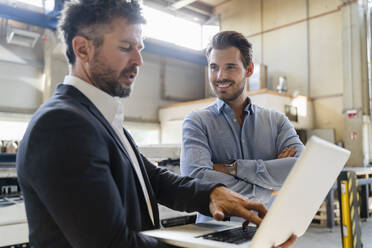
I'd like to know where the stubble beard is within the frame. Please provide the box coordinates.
[90,51,133,98]
[213,78,246,103]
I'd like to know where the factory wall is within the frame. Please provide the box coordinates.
[215,0,345,143]
[0,43,44,114]
[0,28,206,143]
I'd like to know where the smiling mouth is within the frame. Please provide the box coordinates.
[216,81,233,89]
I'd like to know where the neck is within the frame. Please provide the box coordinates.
[225,91,249,116]
[71,63,94,86]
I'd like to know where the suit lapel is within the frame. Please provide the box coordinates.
[87,105,132,160]
[123,129,160,227]
[57,84,158,227]
[89,106,159,227]
[57,84,132,164]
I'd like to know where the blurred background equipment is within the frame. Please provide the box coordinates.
[276,76,288,93]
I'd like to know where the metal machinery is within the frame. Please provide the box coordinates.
[0,154,28,248]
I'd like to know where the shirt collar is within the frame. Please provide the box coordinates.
[63,75,124,124]
[245,98,254,114]
[216,97,254,115]
[216,98,226,113]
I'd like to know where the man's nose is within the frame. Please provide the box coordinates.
[217,69,225,81]
[132,49,143,67]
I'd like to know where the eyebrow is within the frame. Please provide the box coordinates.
[119,40,144,50]
[209,63,237,66]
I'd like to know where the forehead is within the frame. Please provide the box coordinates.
[209,47,243,65]
[105,17,143,45]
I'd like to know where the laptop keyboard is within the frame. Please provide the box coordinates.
[199,226,257,244]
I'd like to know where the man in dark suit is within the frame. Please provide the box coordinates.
[16,1,295,247]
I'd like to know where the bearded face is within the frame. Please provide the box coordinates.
[86,18,144,98]
[90,49,138,98]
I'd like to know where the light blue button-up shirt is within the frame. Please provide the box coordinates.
[181,98,304,222]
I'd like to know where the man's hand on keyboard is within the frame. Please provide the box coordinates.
[209,187,297,248]
[209,186,267,225]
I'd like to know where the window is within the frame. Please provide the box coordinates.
[8,0,55,12]
[142,5,219,51]
[202,24,220,50]
[0,120,28,140]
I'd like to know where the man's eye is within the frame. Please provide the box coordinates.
[119,47,130,52]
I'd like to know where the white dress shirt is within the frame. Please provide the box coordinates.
[63,75,154,225]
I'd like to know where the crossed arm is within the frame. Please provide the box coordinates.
[181,113,304,196]
[213,146,297,195]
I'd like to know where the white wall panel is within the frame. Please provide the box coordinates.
[123,53,170,121]
[49,58,69,93]
[309,0,342,16]
[263,0,306,30]
[216,0,261,35]
[263,23,308,95]
[249,35,263,64]
[163,57,204,101]
[122,53,205,121]
[0,61,43,113]
[313,96,344,142]
[309,12,343,97]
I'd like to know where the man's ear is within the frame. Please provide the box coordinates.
[72,36,92,63]
[245,62,254,78]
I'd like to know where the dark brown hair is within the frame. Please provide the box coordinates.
[205,31,252,68]
[59,0,146,65]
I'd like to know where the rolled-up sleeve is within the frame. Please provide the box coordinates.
[235,157,297,190]
[180,112,270,200]
[234,114,304,190]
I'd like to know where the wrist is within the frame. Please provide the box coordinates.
[210,186,223,199]
[224,160,237,176]
[213,163,229,174]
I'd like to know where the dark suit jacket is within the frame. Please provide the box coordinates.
[16,84,218,248]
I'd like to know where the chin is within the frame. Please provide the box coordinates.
[216,91,229,98]
[119,87,131,98]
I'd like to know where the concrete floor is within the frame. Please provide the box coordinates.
[294,218,372,248]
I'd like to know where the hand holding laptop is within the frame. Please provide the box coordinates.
[209,186,297,247]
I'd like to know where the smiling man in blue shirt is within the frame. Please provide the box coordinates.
[181,31,305,223]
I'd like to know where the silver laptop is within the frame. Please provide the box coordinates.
[142,136,351,248]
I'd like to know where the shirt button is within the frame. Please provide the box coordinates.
[233,118,237,122]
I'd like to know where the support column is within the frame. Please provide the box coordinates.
[341,0,371,166]
[42,29,69,102]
